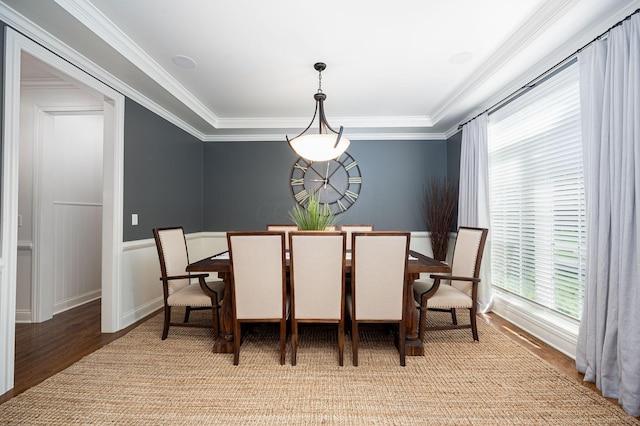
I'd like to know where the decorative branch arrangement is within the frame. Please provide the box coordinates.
[425,178,458,261]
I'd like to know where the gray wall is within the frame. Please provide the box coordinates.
[447,131,462,230]
[203,139,449,231]
[123,99,205,241]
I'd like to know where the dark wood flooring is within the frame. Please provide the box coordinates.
[0,300,617,408]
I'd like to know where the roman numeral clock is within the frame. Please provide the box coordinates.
[290,151,362,214]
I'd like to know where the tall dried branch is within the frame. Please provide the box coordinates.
[425,178,458,261]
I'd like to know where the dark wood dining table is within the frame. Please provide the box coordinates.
[187,249,450,356]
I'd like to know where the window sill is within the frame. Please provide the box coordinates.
[491,288,580,359]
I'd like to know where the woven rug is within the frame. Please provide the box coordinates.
[0,310,637,425]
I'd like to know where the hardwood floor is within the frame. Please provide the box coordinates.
[0,299,155,404]
[0,300,613,407]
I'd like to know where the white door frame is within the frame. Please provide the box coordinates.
[1,28,125,394]
[33,106,104,323]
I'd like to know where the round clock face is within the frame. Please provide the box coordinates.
[290,151,362,214]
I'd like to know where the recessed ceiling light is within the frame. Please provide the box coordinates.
[172,55,197,69]
[449,51,473,65]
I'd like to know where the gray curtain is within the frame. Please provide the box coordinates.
[576,13,640,417]
[459,113,492,312]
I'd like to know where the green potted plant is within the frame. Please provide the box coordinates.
[288,191,338,230]
[425,177,457,261]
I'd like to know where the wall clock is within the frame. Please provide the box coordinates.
[290,151,362,215]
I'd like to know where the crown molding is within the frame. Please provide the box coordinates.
[51,0,439,134]
[443,0,640,137]
[53,0,221,128]
[202,131,446,142]
[0,2,211,141]
[430,0,580,125]
[215,115,433,129]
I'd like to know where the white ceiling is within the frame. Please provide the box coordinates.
[2,0,639,141]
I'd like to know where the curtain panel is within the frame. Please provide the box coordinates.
[576,13,640,417]
[459,113,492,312]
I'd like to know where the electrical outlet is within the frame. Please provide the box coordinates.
[132,214,138,226]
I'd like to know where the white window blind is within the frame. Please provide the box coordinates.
[488,63,586,320]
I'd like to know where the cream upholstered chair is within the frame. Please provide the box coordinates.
[347,231,410,366]
[153,227,225,340]
[227,231,288,365]
[266,224,298,250]
[289,231,346,366]
[340,224,373,250]
[413,227,488,342]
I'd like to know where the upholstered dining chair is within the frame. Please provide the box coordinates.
[413,227,488,342]
[227,231,288,365]
[289,231,346,366]
[339,224,373,251]
[266,224,298,250]
[153,227,225,340]
[347,231,410,366]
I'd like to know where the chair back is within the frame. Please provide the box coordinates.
[289,231,345,320]
[153,227,190,295]
[450,227,489,296]
[351,232,410,321]
[340,224,373,250]
[227,231,287,320]
[266,224,298,250]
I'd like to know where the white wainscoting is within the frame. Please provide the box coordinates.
[119,231,442,329]
[52,202,102,316]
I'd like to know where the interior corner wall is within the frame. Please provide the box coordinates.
[203,139,449,231]
[122,99,204,242]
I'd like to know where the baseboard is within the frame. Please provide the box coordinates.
[15,309,31,323]
[121,297,163,328]
[53,291,101,316]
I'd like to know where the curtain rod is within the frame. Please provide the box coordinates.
[457,7,640,131]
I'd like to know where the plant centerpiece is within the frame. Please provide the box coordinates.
[425,177,458,261]
[288,191,338,230]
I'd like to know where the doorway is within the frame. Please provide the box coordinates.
[1,28,125,395]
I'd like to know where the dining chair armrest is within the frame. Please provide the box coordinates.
[429,274,481,283]
[160,273,210,281]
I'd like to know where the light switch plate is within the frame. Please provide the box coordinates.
[132,214,138,226]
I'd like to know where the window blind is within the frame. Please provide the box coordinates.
[488,64,586,320]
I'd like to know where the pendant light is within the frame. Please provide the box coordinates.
[286,62,350,162]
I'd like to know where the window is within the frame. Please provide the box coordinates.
[488,63,586,320]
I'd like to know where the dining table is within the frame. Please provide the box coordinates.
[187,249,450,356]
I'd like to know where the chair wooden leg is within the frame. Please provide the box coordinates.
[291,321,298,366]
[162,306,171,340]
[398,322,406,367]
[352,321,359,366]
[233,322,241,365]
[451,308,458,325]
[338,320,345,367]
[279,318,287,366]
[470,308,479,341]
[184,306,191,323]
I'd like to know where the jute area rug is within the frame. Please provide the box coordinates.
[1,310,637,425]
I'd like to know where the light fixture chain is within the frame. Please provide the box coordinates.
[317,68,323,93]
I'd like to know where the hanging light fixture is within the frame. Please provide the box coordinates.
[287,62,350,162]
